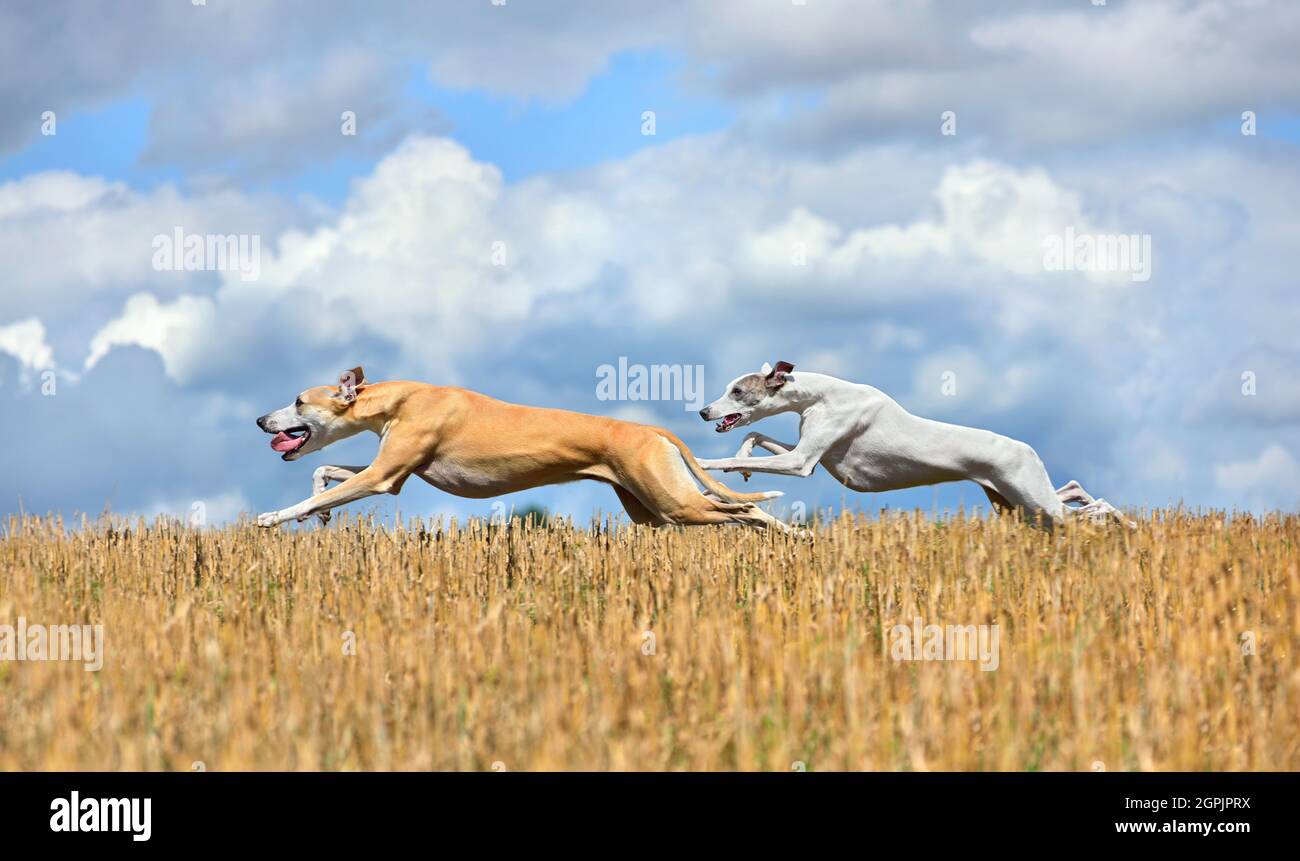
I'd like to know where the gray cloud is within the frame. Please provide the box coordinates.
[5,0,1298,175]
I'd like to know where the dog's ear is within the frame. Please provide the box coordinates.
[334,366,366,404]
[765,360,795,388]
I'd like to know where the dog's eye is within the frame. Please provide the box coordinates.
[731,388,741,396]
[295,397,303,408]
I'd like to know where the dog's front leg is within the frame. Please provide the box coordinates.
[311,465,367,524]
[257,460,412,527]
[707,452,818,478]
[698,433,797,481]
[704,427,835,478]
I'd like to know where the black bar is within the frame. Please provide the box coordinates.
[0,772,1287,848]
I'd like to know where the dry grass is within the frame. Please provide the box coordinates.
[1,510,1296,771]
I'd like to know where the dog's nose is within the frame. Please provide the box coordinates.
[698,408,711,420]
[256,415,267,431]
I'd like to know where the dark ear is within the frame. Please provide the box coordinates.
[765,360,795,388]
[335,366,366,404]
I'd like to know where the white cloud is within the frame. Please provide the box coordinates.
[1215,444,1300,510]
[85,293,216,383]
[739,161,1103,286]
[0,317,55,376]
[0,170,297,324]
[729,0,1300,151]
[6,122,1300,516]
[906,349,1046,417]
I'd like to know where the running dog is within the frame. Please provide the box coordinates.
[254,367,786,530]
[696,361,1129,528]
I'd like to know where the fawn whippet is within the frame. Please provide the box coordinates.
[255,367,785,530]
[696,361,1128,528]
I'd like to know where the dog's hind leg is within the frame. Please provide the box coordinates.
[979,441,1066,528]
[612,485,664,526]
[311,465,368,524]
[620,435,787,532]
[730,501,793,533]
[1071,497,1136,528]
[1053,480,1134,526]
[1055,479,1095,507]
[980,485,1014,515]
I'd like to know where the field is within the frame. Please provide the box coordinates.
[1,510,1296,771]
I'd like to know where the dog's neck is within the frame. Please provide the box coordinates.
[344,384,396,434]
[771,372,844,413]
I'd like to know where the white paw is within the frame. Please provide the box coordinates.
[256,511,280,528]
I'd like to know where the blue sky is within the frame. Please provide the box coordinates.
[1,50,730,196]
[2,0,1298,527]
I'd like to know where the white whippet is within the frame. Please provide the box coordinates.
[254,367,787,531]
[696,361,1129,528]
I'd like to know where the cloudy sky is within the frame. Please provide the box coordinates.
[2,0,1298,526]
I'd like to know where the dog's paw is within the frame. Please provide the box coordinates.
[256,512,280,528]
[741,471,752,482]
[317,510,332,525]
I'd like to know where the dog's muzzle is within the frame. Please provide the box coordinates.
[700,408,743,433]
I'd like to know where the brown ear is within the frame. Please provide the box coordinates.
[766,360,795,388]
[335,366,366,404]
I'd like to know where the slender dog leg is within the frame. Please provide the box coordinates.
[1055,479,1095,506]
[258,454,414,527]
[710,452,818,478]
[612,485,664,526]
[618,437,789,532]
[979,442,1066,528]
[697,432,798,481]
[1057,480,1139,526]
[311,465,368,524]
[706,423,837,479]
[1072,498,1136,527]
[981,486,1014,514]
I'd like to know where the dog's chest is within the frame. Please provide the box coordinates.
[825,432,966,492]
[417,459,508,495]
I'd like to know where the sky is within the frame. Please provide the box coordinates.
[1,0,1298,527]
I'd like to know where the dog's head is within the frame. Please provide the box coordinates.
[255,366,370,461]
[698,361,795,433]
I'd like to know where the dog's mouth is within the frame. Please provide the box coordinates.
[715,413,743,433]
[269,426,311,459]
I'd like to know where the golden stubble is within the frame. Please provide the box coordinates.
[0,509,1295,771]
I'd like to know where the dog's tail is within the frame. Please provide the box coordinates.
[657,431,783,504]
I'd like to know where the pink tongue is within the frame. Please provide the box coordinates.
[271,432,305,453]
